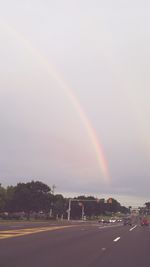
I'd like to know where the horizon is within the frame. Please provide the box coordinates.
[0,180,148,207]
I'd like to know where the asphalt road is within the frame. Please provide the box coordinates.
[0,221,149,267]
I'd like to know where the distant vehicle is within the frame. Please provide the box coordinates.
[109,219,116,223]
[123,217,132,226]
[141,218,149,226]
[98,219,110,224]
[117,219,122,222]
[103,220,110,223]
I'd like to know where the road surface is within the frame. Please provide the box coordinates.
[0,221,149,267]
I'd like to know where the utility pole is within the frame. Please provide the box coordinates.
[49,184,56,218]
[81,204,85,221]
[67,199,71,221]
[79,202,85,220]
[52,184,56,195]
[49,202,54,218]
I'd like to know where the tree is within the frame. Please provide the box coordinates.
[0,181,129,219]
[0,184,6,212]
[145,202,150,214]
[53,194,65,218]
[5,186,15,212]
[11,181,52,219]
[105,198,121,213]
[83,196,97,218]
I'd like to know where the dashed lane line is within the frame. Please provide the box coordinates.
[0,225,75,240]
[113,237,121,242]
[129,225,137,232]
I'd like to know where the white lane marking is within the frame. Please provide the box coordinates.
[113,237,121,242]
[129,225,137,232]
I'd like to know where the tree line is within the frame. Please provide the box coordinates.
[0,181,129,220]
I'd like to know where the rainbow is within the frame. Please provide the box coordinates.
[0,21,110,183]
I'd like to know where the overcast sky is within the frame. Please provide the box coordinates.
[0,0,150,206]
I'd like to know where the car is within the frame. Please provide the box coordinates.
[109,219,116,223]
[141,218,149,226]
[103,220,110,223]
[98,219,110,224]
